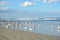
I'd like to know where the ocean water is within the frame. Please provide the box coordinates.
[17,20,60,36]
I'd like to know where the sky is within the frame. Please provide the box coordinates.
[0,0,60,19]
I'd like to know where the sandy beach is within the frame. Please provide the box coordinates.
[0,28,60,40]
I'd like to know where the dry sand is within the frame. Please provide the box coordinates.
[0,28,60,40]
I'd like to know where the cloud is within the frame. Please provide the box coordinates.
[0,7,9,11]
[43,0,47,4]
[21,1,33,7]
[48,0,60,3]
[21,0,38,7]
[0,1,13,11]
[34,0,37,5]
[43,0,60,3]
[0,1,11,6]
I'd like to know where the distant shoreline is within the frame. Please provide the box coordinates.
[0,28,60,40]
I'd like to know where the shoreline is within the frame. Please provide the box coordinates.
[0,28,60,40]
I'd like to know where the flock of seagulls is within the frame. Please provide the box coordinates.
[50,25,60,33]
[23,24,40,31]
[0,21,60,32]
[58,26,60,32]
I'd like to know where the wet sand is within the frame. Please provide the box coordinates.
[0,28,60,40]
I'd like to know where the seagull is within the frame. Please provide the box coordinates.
[58,26,60,29]
[29,28,33,31]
